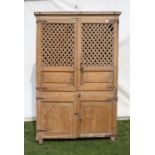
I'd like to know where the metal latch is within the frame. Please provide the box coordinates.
[36,97,44,100]
[105,19,119,23]
[107,85,113,90]
[37,129,48,132]
[74,112,82,121]
[75,93,81,98]
[36,87,48,90]
[36,20,47,24]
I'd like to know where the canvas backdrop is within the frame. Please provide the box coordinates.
[24,0,130,120]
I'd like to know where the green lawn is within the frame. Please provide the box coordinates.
[24,120,130,155]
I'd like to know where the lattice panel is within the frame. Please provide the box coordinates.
[41,23,75,67]
[81,23,114,67]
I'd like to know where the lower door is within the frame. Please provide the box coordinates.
[37,92,77,138]
[79,92,116,137]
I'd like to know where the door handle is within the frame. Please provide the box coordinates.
[75,93,81,98]
[74,112,82,121]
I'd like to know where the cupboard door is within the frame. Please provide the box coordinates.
[36,92,77,138]
[36,19,77,91]
[79,92,116,137]
[77,18,118,91]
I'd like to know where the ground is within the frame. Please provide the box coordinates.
[24,120,130,155]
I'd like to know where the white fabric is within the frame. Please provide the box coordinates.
[24,0,130,119]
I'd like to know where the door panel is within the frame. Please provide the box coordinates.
[77,18,115,91]
[79,92,115,137]
[37,92,77,138]
[80,101,112,136]
[42,102,73,134]
[83,72,112,83]
[43,72,73,83]
[37,19,77,91]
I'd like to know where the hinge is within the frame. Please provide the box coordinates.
[106,85,113,90]
[36,20,47,24]
[75,93,81,98]
[114,96,118,102]
[36,87,48,90]
[36,97,44,100]
[37,129,48,132]
[74,112,79,116]
[73,112,82,121]
[78,93,81,98]
[105,19,119,24]
[104,96,118,102]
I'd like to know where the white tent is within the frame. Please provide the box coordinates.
[24,0,130,120]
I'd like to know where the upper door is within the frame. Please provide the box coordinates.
[77,18,118,91]
[36,18,77,91]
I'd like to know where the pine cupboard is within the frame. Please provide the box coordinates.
[35,12,121,144]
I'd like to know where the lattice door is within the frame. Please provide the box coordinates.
[78,19,116,91]
[37,19,77,91]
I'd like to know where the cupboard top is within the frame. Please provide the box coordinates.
[34,11,121,16]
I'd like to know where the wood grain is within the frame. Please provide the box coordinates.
[35,12,120,143]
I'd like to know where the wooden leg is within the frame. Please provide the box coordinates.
[38,137,43,144]
[36,134,39,141]
[110,136,116,141]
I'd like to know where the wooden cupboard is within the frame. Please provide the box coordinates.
[35,12,121,144]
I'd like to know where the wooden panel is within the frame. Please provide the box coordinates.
[79,91,115,101]
[37,92,75,101]
[46,102,72,133]
[83,72,112,83]
[41,101,74,136]
[80,101,112,136]
[43,72,73,83]
[79,83,113,91]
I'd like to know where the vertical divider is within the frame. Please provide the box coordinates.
[77,18,82,90]
[74,17,81,137]
[74,19,78,91]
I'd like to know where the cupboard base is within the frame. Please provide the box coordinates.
[36,132,117,144]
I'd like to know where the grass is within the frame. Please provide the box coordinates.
[24,120,130,155]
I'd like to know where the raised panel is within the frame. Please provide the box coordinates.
[83,72,112,83]
[80,91,115,101]
[37,100,76,137]
[37,92,75,101]
[43,72,73,84]
[80,101,112,136]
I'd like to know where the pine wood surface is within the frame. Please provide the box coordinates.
[35,12,120,144]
